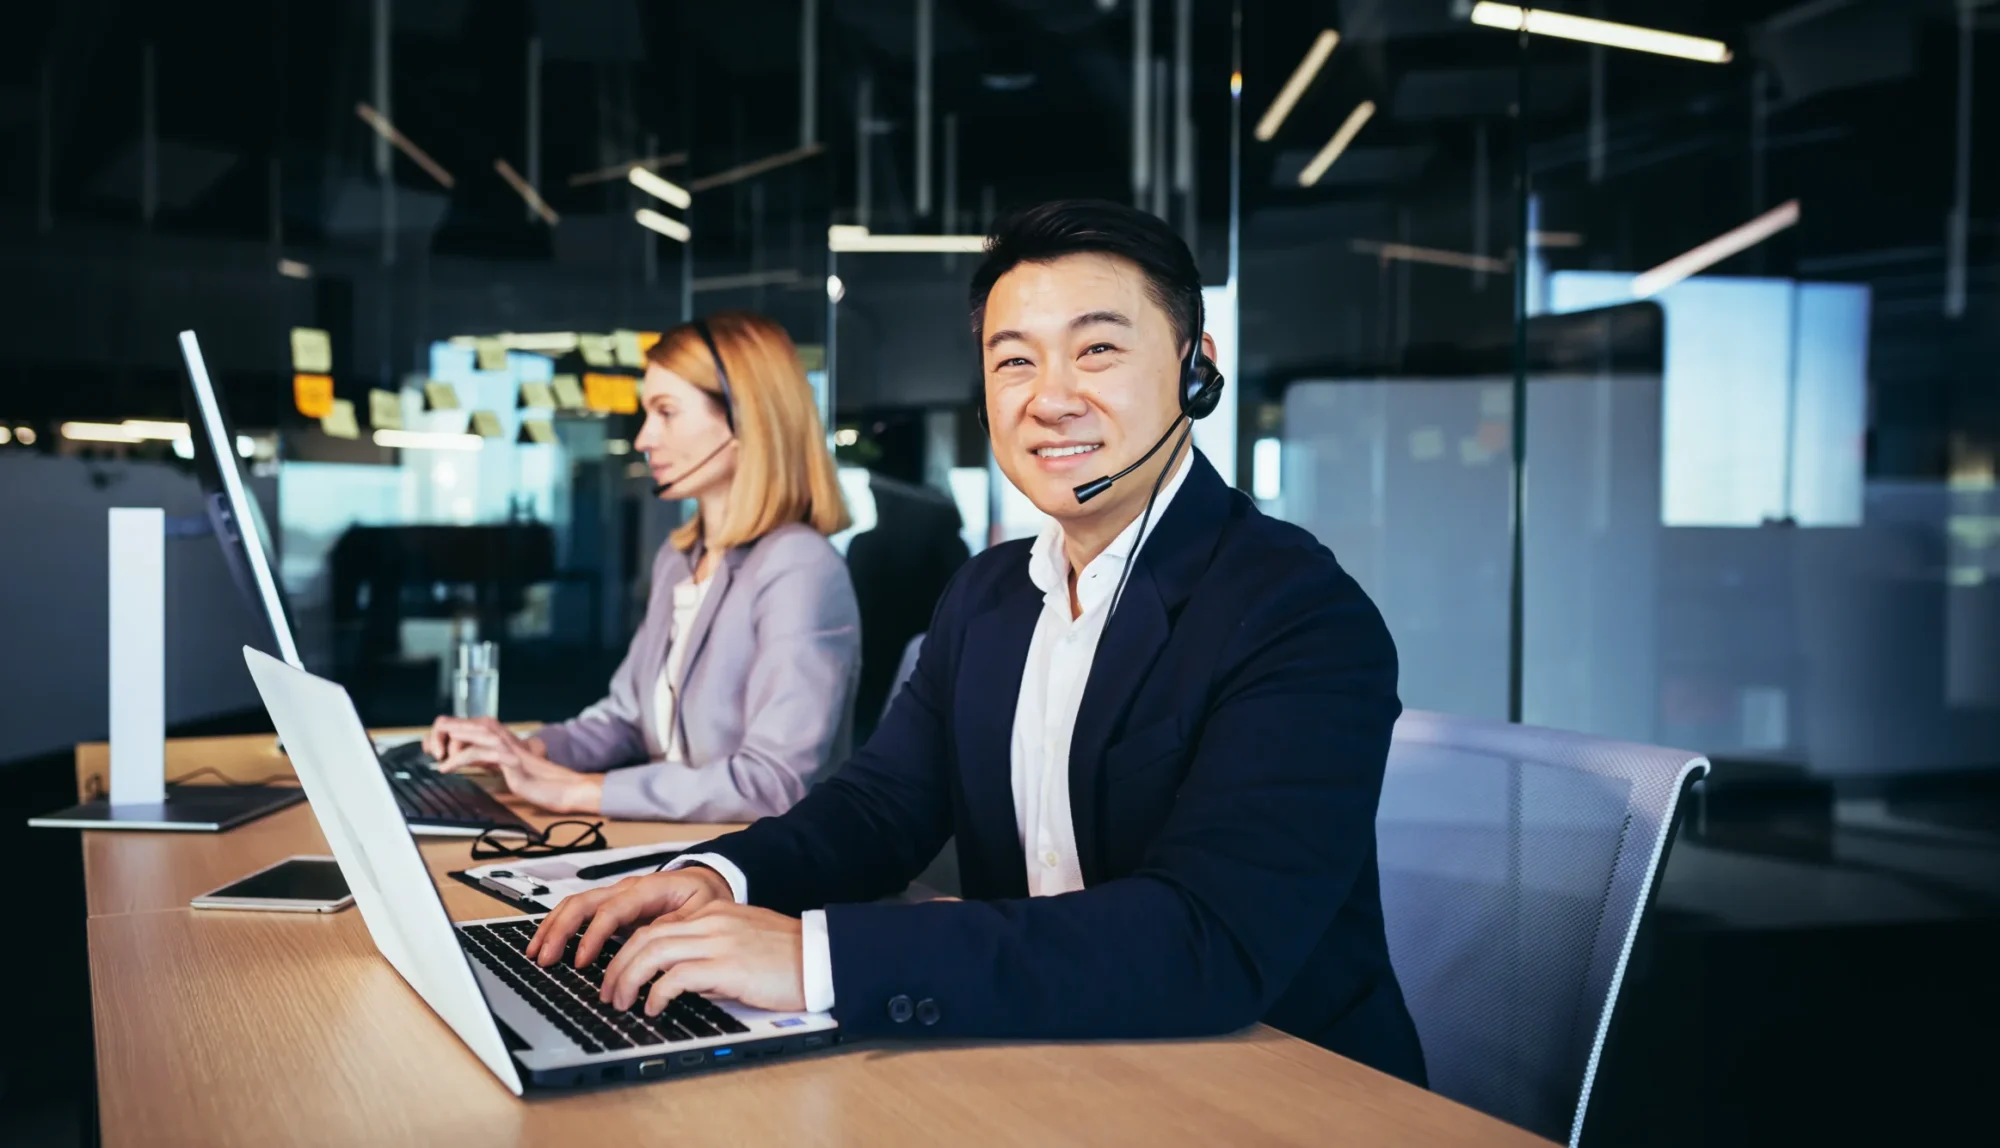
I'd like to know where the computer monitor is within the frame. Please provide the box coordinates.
[177,329,303,668]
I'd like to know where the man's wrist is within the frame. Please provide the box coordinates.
[685,864,734,900]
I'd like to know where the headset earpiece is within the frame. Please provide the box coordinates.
[1182,351,1224,420]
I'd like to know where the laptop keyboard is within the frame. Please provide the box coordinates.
[378,741,533,834]
[458,919,750,1054]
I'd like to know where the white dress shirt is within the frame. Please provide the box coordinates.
[649,577,712,763]
[674,452,1194,1013]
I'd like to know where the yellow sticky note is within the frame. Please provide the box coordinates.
[469,411,505,438]
[551,374,586,410]
[578,334,616,368]
[290,327,332,373]
[293,373,334,419]
[474,337,508,372]
[518,381,556,410]
[368,388,404,430]
[519,419,558,445]
[424,381,461,410]
[636,331,663,358]
[320,399,360,440]
[611,330,644,368]
[583,373,639,414]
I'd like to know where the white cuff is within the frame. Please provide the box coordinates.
[800,910,836,1013]
[662,853,749,904]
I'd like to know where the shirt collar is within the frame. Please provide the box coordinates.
[1027,445,1196,604]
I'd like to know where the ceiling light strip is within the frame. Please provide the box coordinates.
[635,208,691,242]
[1254,30,1340,142]
[1298,100,1376,187]
[1632,199,1800,297]
[495,159,559,225]
[1469,3,1731,64]
[354,103,456,188]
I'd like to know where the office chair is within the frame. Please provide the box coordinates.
[1375,710,1707,1146]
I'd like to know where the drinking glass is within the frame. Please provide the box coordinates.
[452,640,500,719]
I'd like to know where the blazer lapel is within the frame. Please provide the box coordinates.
[955,577,1040,898]
[1066,451,1235,884]
[674,543,742,693]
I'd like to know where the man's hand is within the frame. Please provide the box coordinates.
[525,867,735,970]
[601,902,807,1015]
[427,717,600,814]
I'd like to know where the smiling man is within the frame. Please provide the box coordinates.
[525,199,1426,1085]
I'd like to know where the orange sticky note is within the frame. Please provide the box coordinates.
[582,373,639,414]
[294,373,335,419]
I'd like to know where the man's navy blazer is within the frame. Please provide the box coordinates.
[696,450,1426,1085]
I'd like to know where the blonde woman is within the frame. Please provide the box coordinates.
[427,312,858,821]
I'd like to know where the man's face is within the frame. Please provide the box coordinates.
[980,252,1185,530]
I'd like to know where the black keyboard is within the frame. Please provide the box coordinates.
[457,919,751,1053]
[377,741,533,834]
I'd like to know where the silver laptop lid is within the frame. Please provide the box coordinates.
[242,647,525,1095]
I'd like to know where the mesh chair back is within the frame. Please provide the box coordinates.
[1377,710,1706,1145]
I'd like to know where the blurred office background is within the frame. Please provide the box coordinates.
[2,1,1995,1143]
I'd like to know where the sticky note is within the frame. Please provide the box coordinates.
[424,381,461,410]
[578,334,616,368]
[519,419,557,445]
[611,330,644,368]
[551,375,586,410]
[519,381,556,410]
[293,373,335,419]
[1409,427,1444,462]
[469,411,505,438]
[583,373,639,414]
[475,337,508,372]
[321,399,360,440]
[368,389,404,430]
[290,327,332,373]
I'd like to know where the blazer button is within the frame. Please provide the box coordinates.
[915,998,941,1026]
[887,994,914,1024]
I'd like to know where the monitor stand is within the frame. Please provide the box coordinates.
[27,783,304,833]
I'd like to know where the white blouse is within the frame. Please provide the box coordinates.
[651,577,713,763]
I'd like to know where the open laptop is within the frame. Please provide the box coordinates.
[178,328,530,838]
[242,647,840,1092]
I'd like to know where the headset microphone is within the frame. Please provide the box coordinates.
[1072,415,1187,504]
[650,436,735,497]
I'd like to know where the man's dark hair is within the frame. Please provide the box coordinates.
[968,199,1203,355]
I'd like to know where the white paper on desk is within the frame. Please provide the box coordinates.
[464,840,699,912]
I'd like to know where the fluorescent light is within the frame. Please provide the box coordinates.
[236,435,257,459]
[834,428,859,447]
[1632,199,1800,297]
[354,102,457,188]
[373,429,485,452]
[61,422,145,444]
[277,259,312,279]
[827,274,846,303]
[635,208,691,242]
[1469,3,1731,64]
[826,226,987,253]
[1297,100,1376,187]
[1254,30,1339,142]
[495,159,559,225]
[687,143,825,193]
[1351,239,1511,274]
[1252,437,1283,501]
[171,437,194,459]
[0,427,10,444]
[122,420,191,440]
[627,166,691,208]
[15,426,35,445]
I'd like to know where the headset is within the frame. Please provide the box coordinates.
[977,287,1225,505]
[652,316,738,495]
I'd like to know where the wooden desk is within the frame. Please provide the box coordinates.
[79,735,1550,1147]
